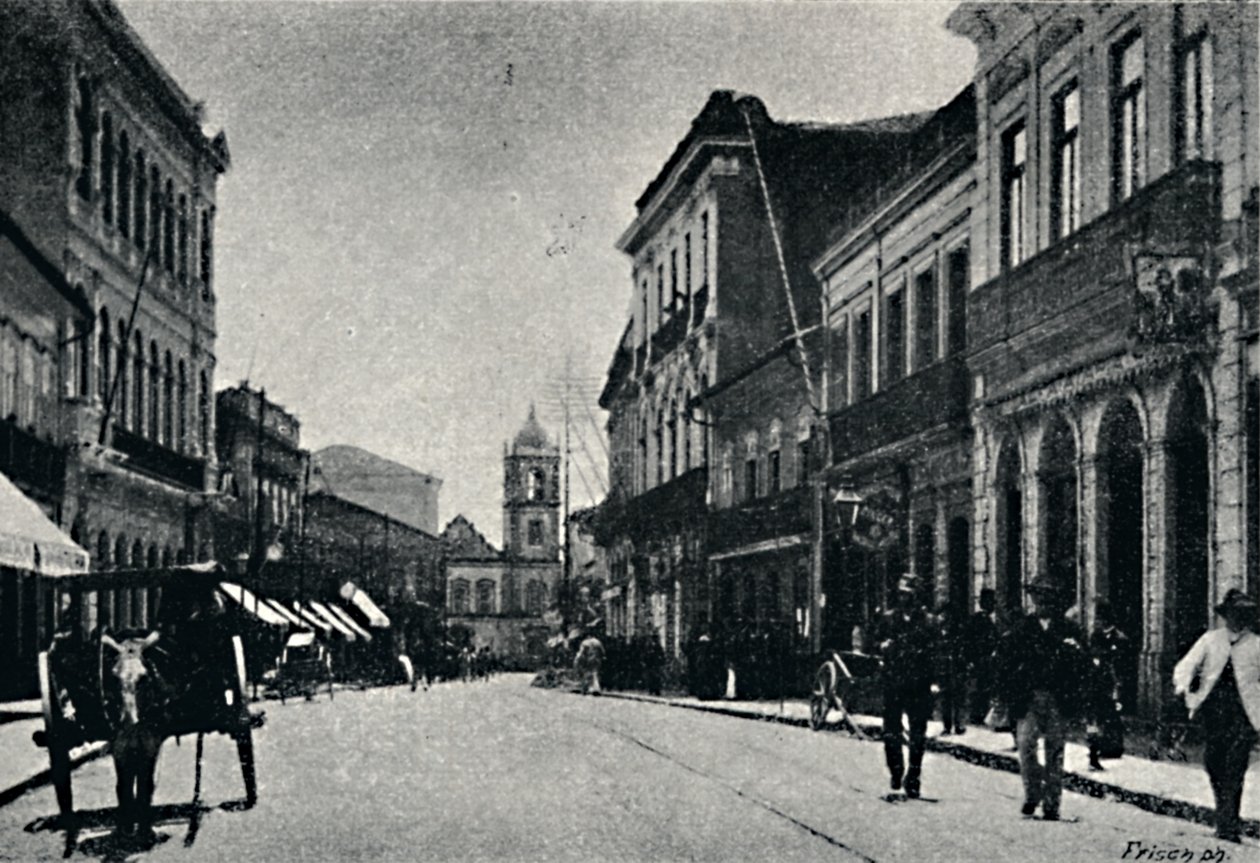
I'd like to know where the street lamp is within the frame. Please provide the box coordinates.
[832,486,862,529]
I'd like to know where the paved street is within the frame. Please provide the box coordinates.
[1,675,1256,862]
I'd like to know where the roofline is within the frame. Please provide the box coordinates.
[306,490,441,542]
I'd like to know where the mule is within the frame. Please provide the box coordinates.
[100,631,168,842]
[574,636,604,695]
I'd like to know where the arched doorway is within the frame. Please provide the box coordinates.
[1168,377,1210,657]
[948,517,970,614]
[914,521,935,607]
[994,439,1024,616]
[1096,398,1144,710]
[1040,415,1079,599]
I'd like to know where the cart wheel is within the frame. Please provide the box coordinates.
[809,661,835,731]
[233,726,258,808]
[38,652,74,818]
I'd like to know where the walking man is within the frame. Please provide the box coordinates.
[997,575,1088,821]
[875,573,937,799]
[1173,589,1260,843]
[1086,601,1129,770]
[936,601,968,736]
[966,588,1000,726]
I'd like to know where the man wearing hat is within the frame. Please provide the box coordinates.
[874,572,937,798]
[996,574,1088,821]
[1173,588,1260,843]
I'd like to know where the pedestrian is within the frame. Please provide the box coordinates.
[1086,601,1128,770]
[935,601,967,736]
[1172,588,1260,844]
[965,588,1000,726]
[874,573,937,799]
[459,644,473,683]
[996,575,1088,821]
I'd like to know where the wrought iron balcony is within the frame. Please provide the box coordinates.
[110,426,206,490]
[706,483,811,556]
[829,355,969,462]
[592,467,706,545]
[0,417,65,497]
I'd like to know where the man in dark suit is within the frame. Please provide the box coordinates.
[997,575,1088,821]
[875,573,937,798]
[966,588,1000,725]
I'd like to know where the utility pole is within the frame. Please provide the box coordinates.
[811,290,833,656]
[562,359,572,624]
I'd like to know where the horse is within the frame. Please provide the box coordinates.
[99,631,169,842]
[573,635,604,695]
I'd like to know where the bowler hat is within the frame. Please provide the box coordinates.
[1214,588,1258,619]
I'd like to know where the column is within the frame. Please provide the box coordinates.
[1140,436,1172,716]
[1079,453,1100,627]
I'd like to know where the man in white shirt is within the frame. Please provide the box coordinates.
[1173,588,1260,843]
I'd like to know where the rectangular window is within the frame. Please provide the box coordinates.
[797,436,811,483]
[528,520,543,547]
[1176,32,1213,162]
[199,209,213,287]
[913,268,936,372]
[744,457,758,501]
[854,308,872,400]
[1112,32,1146,202]
[768,450,781,495]
[1001,122,1027,268]
[641,280,649,343]
[657,265,665,325]
[701,212,709,287]
[829,316,848,408]
[1051,82,1081,239]
[947,245,969,355]
[684,233,692,300]
[670,249,678,315]
[884,289,905,386]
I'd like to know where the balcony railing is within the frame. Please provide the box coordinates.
[592,467,706,545]
[706,483,811,556]
[0,417,65,496]
[651,307,689,358]
[829,355,969,463]
[969,160,1221,360]
[110,426,206,490]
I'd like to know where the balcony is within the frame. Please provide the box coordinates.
[0,417,65,497]
[969,160,1221,390]
[592,467,706,546]
[706,483,811,556]
[829,355,968,463]
[110,426,206,490]
[651,307,689,359]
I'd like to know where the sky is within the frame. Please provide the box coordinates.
[116,0,976,545]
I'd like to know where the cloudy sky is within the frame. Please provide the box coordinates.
[117,0,975,543]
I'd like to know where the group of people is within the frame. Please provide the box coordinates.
[458,644,499,683]
[876,571,1260,842]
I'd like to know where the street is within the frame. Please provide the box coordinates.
[0,675,1254,862]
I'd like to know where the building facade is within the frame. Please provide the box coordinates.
[0,0,228,654]
[948,2,1258,712]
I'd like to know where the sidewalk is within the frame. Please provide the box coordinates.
[597,689,1260,837]
[0,700,108,808]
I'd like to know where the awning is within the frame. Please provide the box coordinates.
[219,582,291,628]
[0,470,89,575]
[339,582,390,628]
[325,603,373,641]
[309,601,358,641]
[263,598,306,628]
[292,602,333,635]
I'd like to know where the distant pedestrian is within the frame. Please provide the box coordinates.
[997,575,1088,821]
[965,589,1000,726]
[1086,602,1128,770]
[875,573,937,799]
[1173,589,1260,844]
[575,635,605,695]
[935,602,967,736]
[459,645,473,683]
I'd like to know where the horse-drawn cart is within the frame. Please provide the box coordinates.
[33,563,264,837]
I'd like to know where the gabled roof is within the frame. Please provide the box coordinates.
[441,515,502,561]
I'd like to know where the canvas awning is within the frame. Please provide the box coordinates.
[339,582,390,628]
[0,469,89,575]
[325,602,373,641]
[263,598,306,628]
[292,602,333,635]
[309,601,357,641]
[219,582,291,628]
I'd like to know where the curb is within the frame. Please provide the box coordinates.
[0,741,110,810]
[593,691,1256,839]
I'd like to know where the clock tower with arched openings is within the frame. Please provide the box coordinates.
[503,404,560,613]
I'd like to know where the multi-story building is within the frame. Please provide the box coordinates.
[813,88,977,645]
[440,408,562,665]
[213,384,307,572]
[948,2,1258,712]
[598,91,927,659]
[0,0,228,644]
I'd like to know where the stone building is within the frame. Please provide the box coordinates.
[0,0,229,639]
[213,384,307,572]
[813,87,977,644]
[948,2,1258,712]
[440,408,562,666]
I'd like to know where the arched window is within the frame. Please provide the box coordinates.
[75,76,93,200]
[177,360,187,452]
[654,406,665,486]
[114,535,129,571]
[744,432,760,500]
[682,390,692,472]
[527,466,547,502]
[133,331,144,433]
[667,400,678,479]
[698,374,710,466]
[796,414,813,484]
[163,180,175,274]
[148,166,161,261]
[131,539,144,570]
[637,416,648,494]
[146,544,158,569]
[148,341,159,440]
[767,419,782,494]
[177,194,189,285]
[199,208,214,293]
[475,579,495,615]
[100,112,114,224]
[720,445,733,504]
[116,320,128,429]
[450,579,470,614]
[526,580,547,616]
[97,307,111,403]
[198,369,210,454]
[161,547,173,567]
[133,151,146,250]
[96,531,110,571]
[117,130,131,238]
[163,351,173,446]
